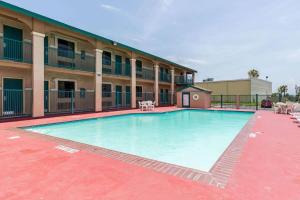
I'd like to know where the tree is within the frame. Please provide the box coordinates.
[248,69,259,78]
[278,85,288,97]
[296,85,300,102]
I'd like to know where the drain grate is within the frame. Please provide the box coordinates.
[55,145,79,154]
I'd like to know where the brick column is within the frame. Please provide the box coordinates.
[32,31,45,118]
[154,64,159,106]
[131,58,136,108]
[95,49,103,112]
[171,68,175,105]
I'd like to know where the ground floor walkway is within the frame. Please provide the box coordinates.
[0,108,299,199]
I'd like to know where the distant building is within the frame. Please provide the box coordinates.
[195,78,272,96]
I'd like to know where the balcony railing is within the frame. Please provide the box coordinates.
[160,73,171,83]
[45,47,95,72]
[0,37,32,64]
[175,75,194,85]
[102,61,131,77]
[136,68,154,80]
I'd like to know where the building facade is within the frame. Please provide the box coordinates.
[196,78,272,96]
[0,2,196,119]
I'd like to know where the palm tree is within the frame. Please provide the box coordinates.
[248,69,259,78]
[278,85,288,97]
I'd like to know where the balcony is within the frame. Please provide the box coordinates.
[136,68,154,80]
[0,37,32,64]
[175,75,194,85]
[102,61,131,77]
[45,47,95,72]
[159,73,171,83]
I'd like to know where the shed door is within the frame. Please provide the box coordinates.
[182,92,190,108]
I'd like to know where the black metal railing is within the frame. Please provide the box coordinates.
[160,73,171,83]
[45,47,95,72]
[211,94,299,110]
[159,92,173,106]
[136,68,155,80]
[102,61,131,77]
[0,89,32,119]
[175,75,193,85]
[45,90,95,114]
[0,37,32,63]
[102,92,131,110]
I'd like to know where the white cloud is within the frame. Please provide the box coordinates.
[166,56,208,66]
[100,4,120,12]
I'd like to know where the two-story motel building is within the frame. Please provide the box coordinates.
[0,1,196,119]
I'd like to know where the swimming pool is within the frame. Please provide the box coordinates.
[24,110,253,171]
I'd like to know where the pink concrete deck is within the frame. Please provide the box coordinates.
[0,108,300,200]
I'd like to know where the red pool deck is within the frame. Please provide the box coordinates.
[0,108,300,200]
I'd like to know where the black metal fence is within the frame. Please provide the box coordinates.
[0,89,32,119]
[45,90,95,115]
[159,92,173,106]
[102,92,132,111]
[211,94,300,110]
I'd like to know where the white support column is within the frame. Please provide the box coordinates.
[192,72,195,85]
[32,31,45,118]
[171,68,175,105]
[131,58,136,108]
[154,63,159,106]
[95,49,103,112]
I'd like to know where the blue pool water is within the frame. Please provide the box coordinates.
[24,110,253,171]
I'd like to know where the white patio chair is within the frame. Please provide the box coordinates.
[273,103,281,114]
[285,102,294,114]
[147,101,155,111]
[138,101,148,111]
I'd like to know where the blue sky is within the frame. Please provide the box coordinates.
[4,0,300,94]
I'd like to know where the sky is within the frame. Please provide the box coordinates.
[4,0,300,94]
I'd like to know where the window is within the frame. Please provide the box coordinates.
[80,88,86,98]
[58,81,75,98]
[136,60,142,72]
[102,51,111,65]
[136,86,142,98]
[102,84,112,97]
[57,39,75,58]
[81,50,85,60]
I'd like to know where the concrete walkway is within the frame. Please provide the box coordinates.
[0,109,299,199]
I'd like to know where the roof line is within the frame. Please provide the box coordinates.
[0,1,197,73]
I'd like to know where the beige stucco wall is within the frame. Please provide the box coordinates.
[250,78,272,95]
[0,66,32,88]
[196,80,251,95]
[45,71,94,91]
[197,79,272,96]
[0,6,196,116]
